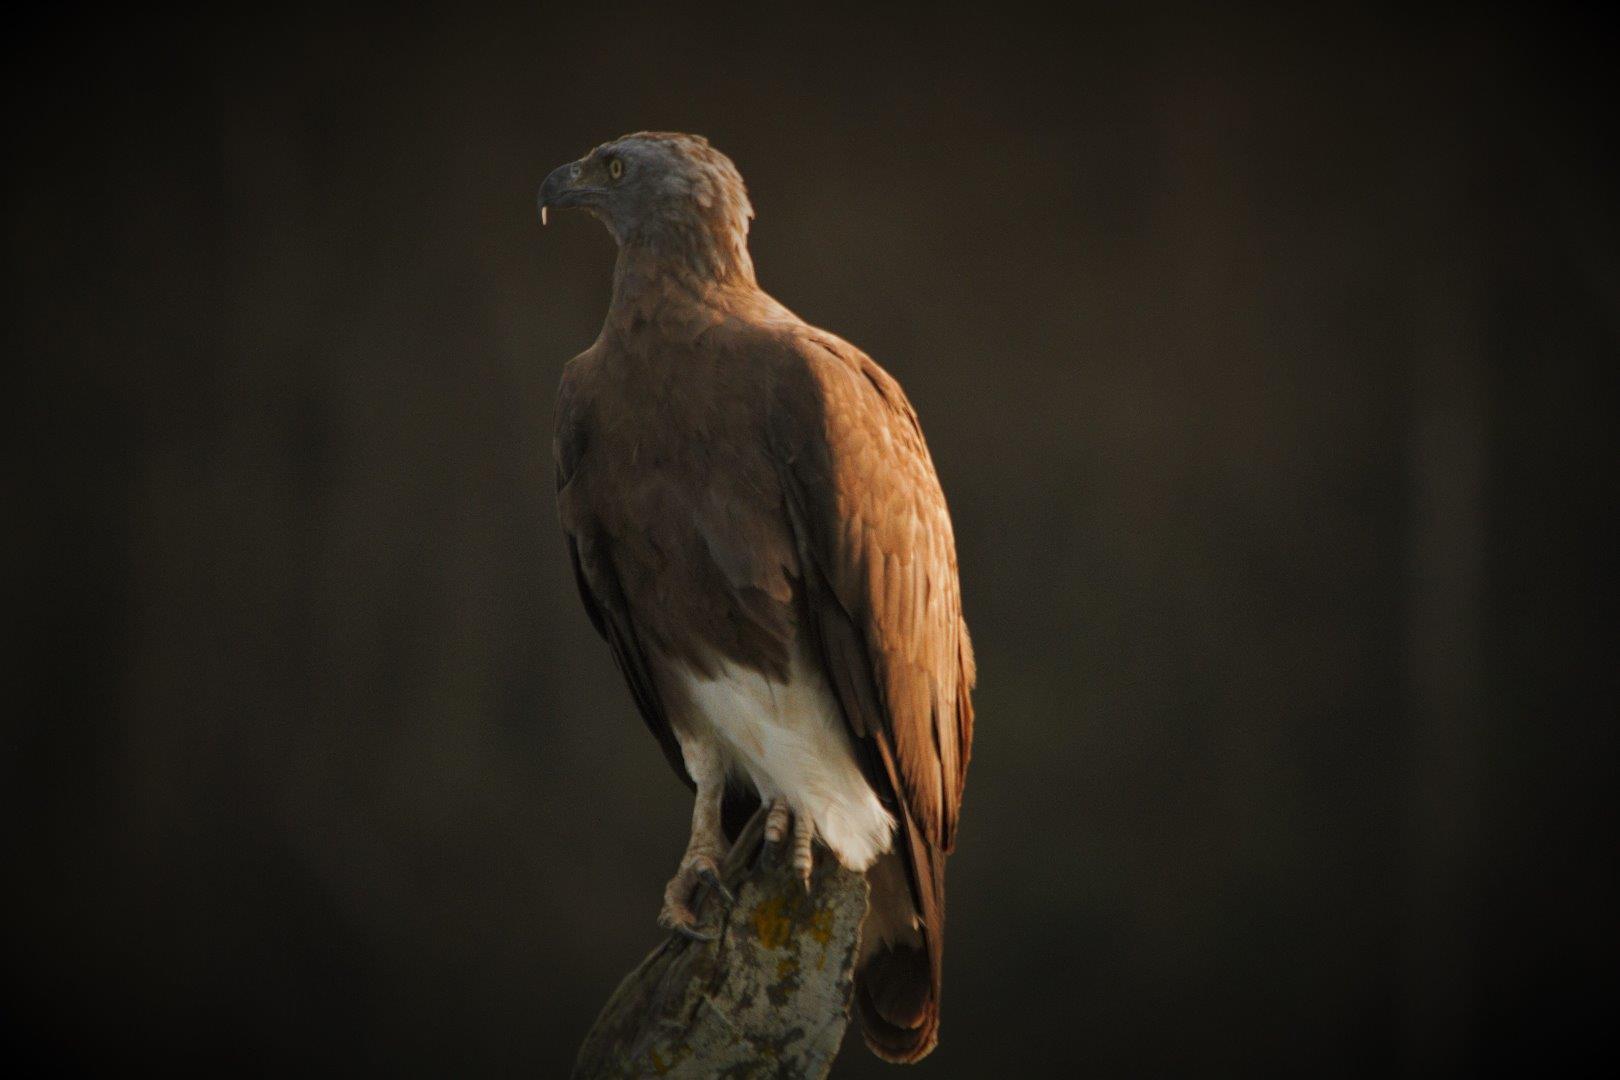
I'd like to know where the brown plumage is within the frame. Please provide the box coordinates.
[542,132,974,1063]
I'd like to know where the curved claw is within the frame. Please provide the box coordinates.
[670,921,717,943]
[657,902,720,942]
[696,866,736,908]
[658,849,727,940]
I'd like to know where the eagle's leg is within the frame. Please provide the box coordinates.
[790,806,816,892]
[760,797,817,892]
[658,732,734,940]
[763,798,792,846]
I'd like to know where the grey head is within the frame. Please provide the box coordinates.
[538,132,756,281]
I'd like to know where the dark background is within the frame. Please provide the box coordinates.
[6,4,1615,1076]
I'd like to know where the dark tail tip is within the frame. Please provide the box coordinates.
[855,942,939,1063]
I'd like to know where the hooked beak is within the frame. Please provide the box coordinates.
[537,160,602,225]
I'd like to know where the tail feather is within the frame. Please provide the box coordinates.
[855,941,938,1062]
[855,810,945,1063]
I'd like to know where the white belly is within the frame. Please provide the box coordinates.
[674,643,894,871]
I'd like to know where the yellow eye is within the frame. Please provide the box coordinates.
[608,157,623,180]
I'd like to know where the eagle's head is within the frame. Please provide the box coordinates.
[538,132,755,282]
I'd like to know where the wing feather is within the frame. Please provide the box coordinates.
[556,362,692,789]
[771,334,974,851]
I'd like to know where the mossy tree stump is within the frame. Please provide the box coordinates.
[572,810,868,1079]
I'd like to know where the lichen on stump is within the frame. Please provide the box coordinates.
[572,810,869,1079]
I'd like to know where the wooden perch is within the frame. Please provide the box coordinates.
[572,809,869,1079]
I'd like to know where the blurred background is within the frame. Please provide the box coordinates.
[5,4,1614,1075]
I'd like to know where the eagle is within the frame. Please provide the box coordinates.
[539,132,975,1064]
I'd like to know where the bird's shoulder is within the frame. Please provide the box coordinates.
[553,301,929,484]
[756,320,932,477]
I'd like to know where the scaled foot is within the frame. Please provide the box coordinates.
[761,798,816,893]
[658,848,735,940]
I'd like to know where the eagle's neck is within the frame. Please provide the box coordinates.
[606,223,758,333]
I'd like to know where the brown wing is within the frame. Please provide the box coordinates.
[554,361,692,789]
[770,332,975,853]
